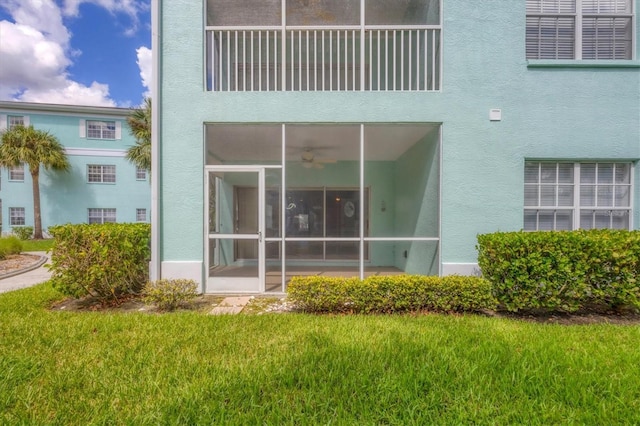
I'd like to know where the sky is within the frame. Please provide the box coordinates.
[0,0,151,108]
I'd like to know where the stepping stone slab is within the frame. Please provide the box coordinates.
[208,296,253,315]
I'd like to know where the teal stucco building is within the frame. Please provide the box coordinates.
[0,101,150,234]
[153,0,640,293]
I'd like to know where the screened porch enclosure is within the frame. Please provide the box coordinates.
[205,123,441,293]
[205,0,442,92]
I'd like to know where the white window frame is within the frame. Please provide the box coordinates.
[136,167,147,180]
[9,207,26,226]
[8,115,26,129]
[87,164,116,183]
[9,164,25,182]
[85,120,118,139]
[136,208,147,222]
[524,161,634,231]
[88,208,116,224]
[526,0,635,60]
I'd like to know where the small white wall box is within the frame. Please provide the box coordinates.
[489,109,502,121]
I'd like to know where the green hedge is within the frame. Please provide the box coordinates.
[287,275,496,314]
[0,236,23,260]
[477,230,640,313]
[12,226,33,240]
[48,223,151,302]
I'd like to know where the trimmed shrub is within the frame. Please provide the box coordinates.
[12,226,33,240]
[477,230,640,313]
[48,223,151,302]
[287,275,496,314]
[143,279,199,311]
[0,236,23,260]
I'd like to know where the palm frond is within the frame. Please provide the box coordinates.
[126,97,152,172]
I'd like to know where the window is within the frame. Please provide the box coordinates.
[8,115,25,129]
[86,120,116,139]
[136,208,147,222]
[524,161,632,230]
[87,165,116,183]
[136,167,147,180]
[9,207,25,226]
[526,0,634,60]
[88,208,116,224]
[9,164,24,181]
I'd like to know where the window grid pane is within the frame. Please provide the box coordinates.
[86,121,116,139]
[9,164,25,181]
[87,165,116,183]
[524,161,632,231]
[136,208,147,222]
[9,207,26,226]
[526,0,634,60]
[88,208,116,224]
[136,167,147,180]
[8,116,24,129]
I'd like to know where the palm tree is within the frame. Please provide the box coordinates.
[126,97,151,172]
[0,125,70,239]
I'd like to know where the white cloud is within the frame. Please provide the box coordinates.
[136,45,152,100]
[1,0,70,45]
[19,81,116,107]
[0,0,147,106]
[62,0,147,34]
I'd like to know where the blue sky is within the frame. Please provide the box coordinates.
[0,0,151,107]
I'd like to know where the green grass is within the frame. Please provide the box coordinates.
[2,284,640,424]
[20,239,54,252]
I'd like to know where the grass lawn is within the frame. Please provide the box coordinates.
[20,239,54,252]
[2,284,640,424]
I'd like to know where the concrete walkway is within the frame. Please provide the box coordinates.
[209,296,252,315]
[0,252,52,294]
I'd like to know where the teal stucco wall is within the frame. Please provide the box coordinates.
[159,1,640,272]
[0,105,150,233]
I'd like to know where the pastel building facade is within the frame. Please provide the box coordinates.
[0,102,150,235]
[153,0,640,293]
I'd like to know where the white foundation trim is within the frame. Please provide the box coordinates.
[161,261,204,291]
[65,148,127,157]
[441,263,482,277]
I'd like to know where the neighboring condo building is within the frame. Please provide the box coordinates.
[0,101,150,235]
[153,0,640,293]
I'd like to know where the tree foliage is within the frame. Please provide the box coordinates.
[0,125,70,239]
[126,97,152,172]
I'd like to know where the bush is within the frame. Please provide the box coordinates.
[0,236,23,260]
[48,223,151,303]
[287,275,496,314]
[12,226,33,240]
[143,279,199,311]
[477,230,640,313]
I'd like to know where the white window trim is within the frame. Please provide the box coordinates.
[8,115,29,129]
[136,208,147,222]
[526,0,635,60]
[81,119,122,140]
[88,208,117,224]
[136,167,147,180]
[8,164,25,182]
[87,164,116,184]
[524,161,634,231]
[9,207,26,226]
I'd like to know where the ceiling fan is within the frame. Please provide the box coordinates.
[300,148,336,169]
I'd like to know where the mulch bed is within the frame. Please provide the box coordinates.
[0,254,42,276]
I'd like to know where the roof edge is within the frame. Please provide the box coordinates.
[0,100,131,117]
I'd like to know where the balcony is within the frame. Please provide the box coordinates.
[205,0,441,92]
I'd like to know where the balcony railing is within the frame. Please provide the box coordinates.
[206,26,441,92]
